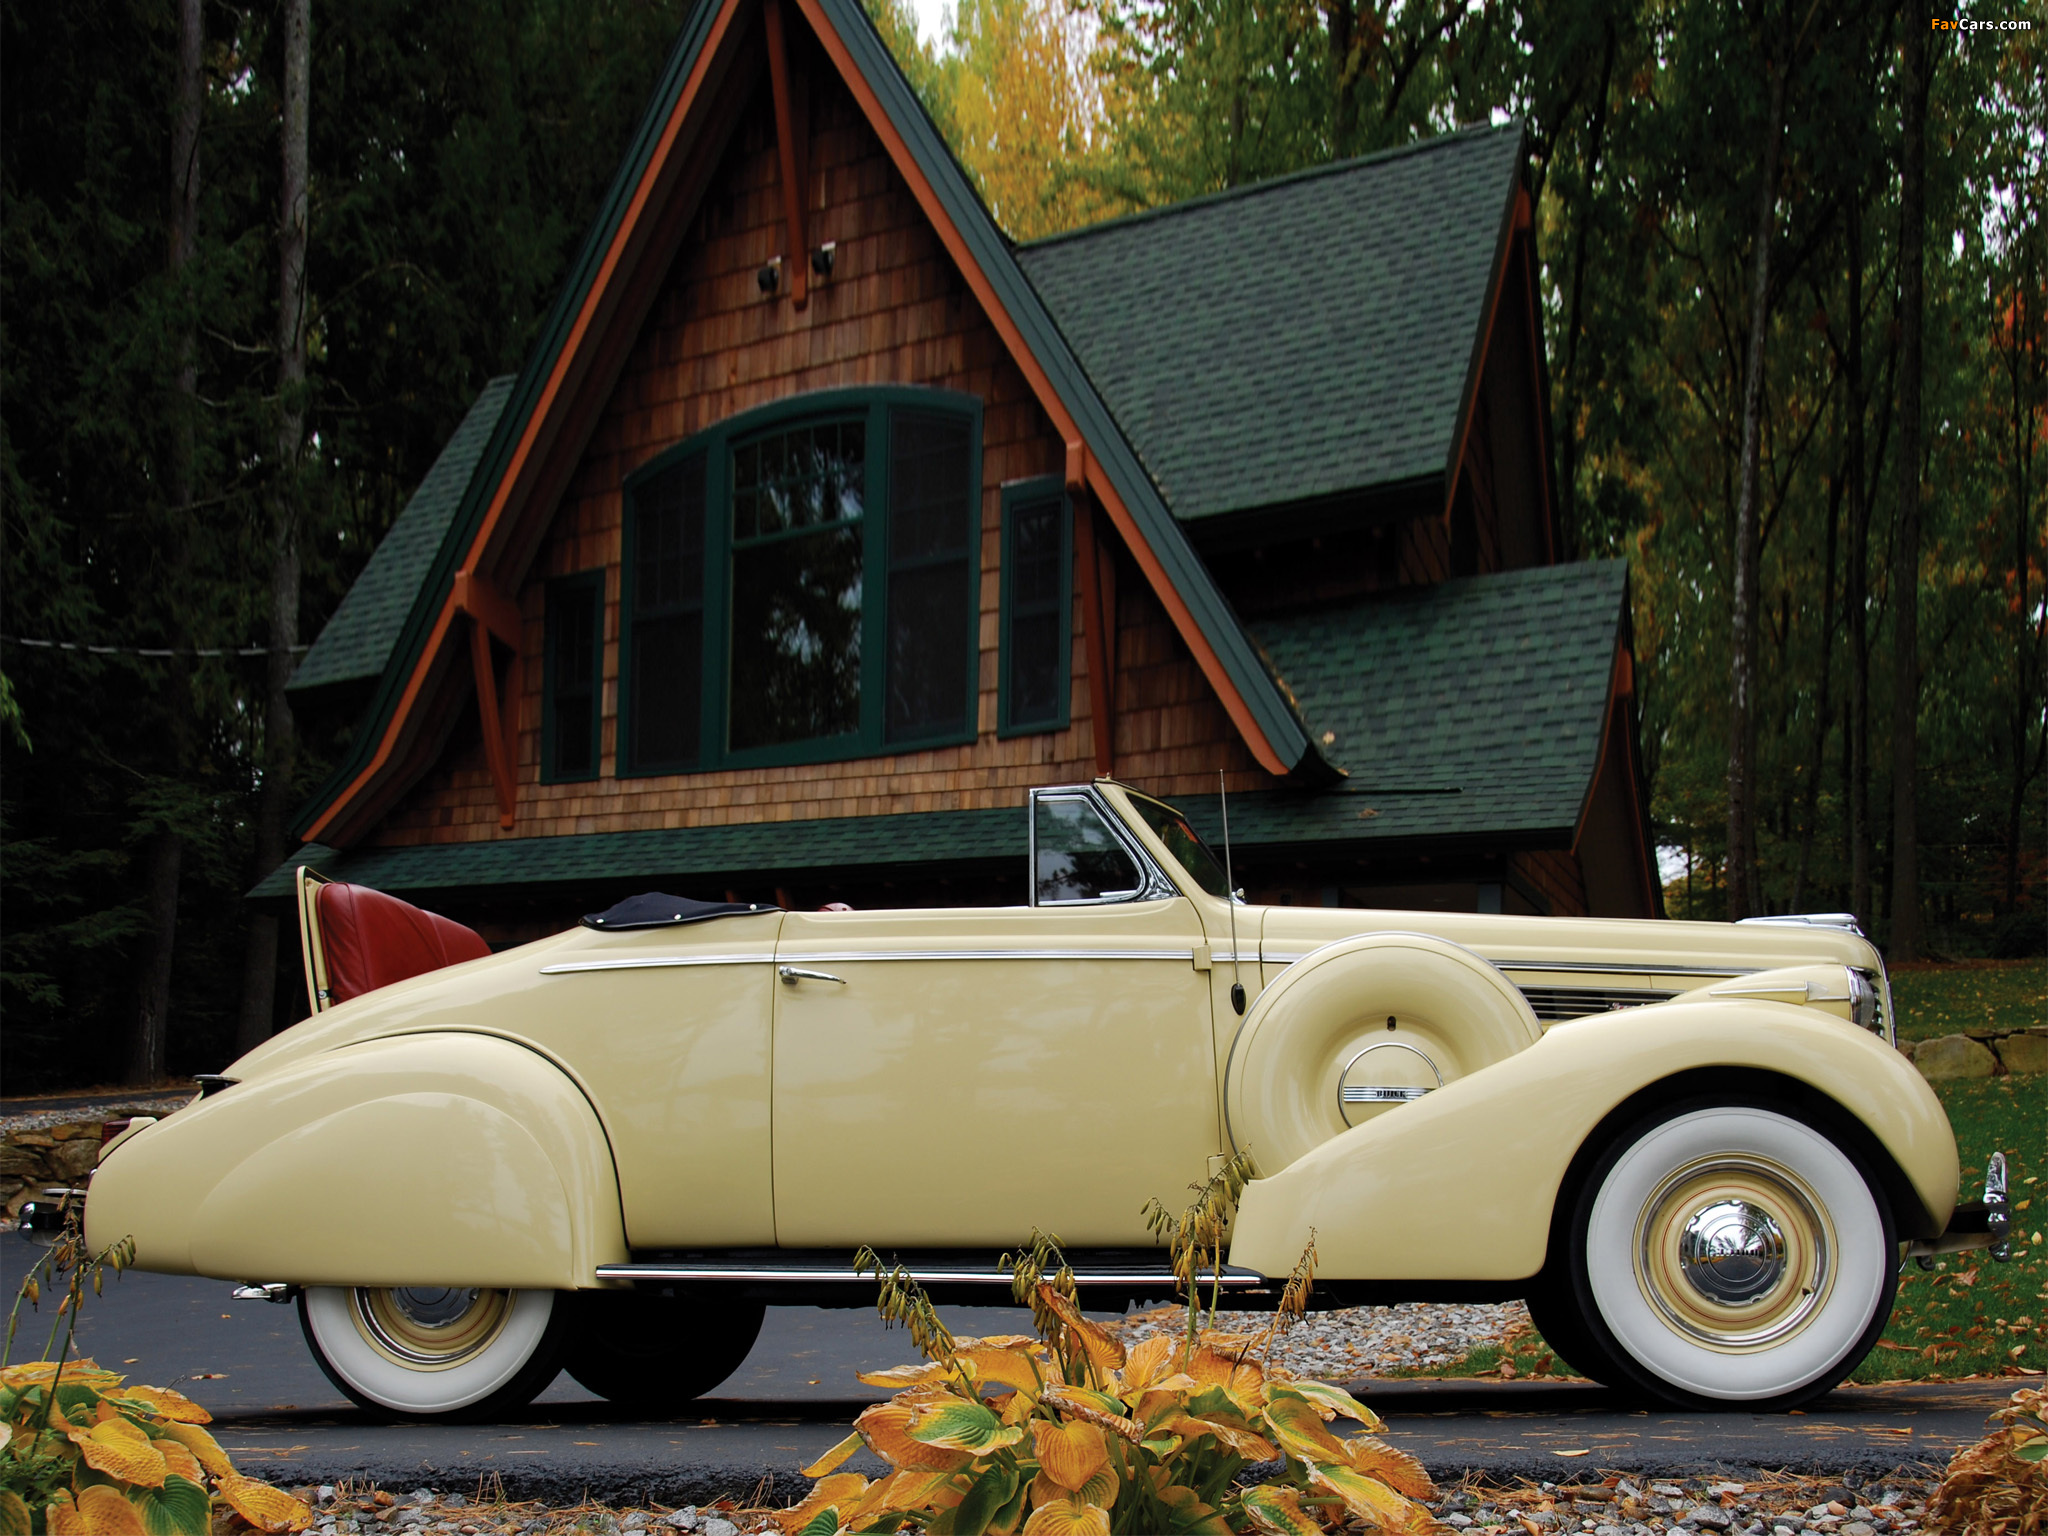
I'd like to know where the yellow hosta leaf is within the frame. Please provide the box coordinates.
[1288,1379,1381,1429]
[854,1468,963,1519]
[69,1416,167,1486]
[1029,1465,1117,1513]
[0,1422,9,1454]
[1021,1496,1110,1536]
[216,1473,314,1533]
[1307,1461,1435,1534]
[853,1399,973,1472]
[855,1361,952,1389]
[1031,1418,1109,1492]
[2,1360,122,1391]
[154,1438,206,1486]
[959,1345,1048,1393]
[0,1490,29,1536]
[1185,1410,1277,1461]
[1188,1342,1264,1404]
[108,1385,211,1424]
[157,1419,233,1477]
[73,1485,149,1535]
[1344,1434,1436,1500]
[906,1396,1026,1454]
[1040,1388,1143,1445]
[776,1472,869,1534]
[1262,1390,1351,1465]
[1117,1334,1179,1393]
[1035,1286,1125,1373]
[1240,1485,1326,1536]
[956,1334,1038,1351]
[1001,1387,1039,1426]
[801,1431,865,1479]
[45,1490,91,1536]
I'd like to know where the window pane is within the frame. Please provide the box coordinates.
[1035,795,1140,903]
[1008,609,1060,725]
[549,581,599,778]
[891,412,972,560]
[730,524,864,751]
[734,419,864,540]
[632,611,702,767]
[886,558,970,740]
[1011,494,1061,605]
[1125,793,1231,898]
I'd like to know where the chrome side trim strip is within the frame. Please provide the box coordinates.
[1489,959,1759,977]
[596,1262,1265,1287]
[777,949,1195,964]
[540,955,772,974]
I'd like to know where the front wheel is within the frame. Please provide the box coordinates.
[1562,1102,1895,1409]
[300,1286,568,1421]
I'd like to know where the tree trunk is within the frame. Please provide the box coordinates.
[236,0,310,1056]
[1791,466,1841,912]
[1325,0,1357,160]
[1846,202,1872,931]
[1558,20,1617,558]
[124,831,182,1084]
[1889,18,1927,959]
[1725,54,1788,921]
[2002,242,2043,915]
[125,0,206,1086]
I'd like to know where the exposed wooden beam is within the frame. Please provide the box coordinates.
[764,0,809,309]
[454,569,521,830]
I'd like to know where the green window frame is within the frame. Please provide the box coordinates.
[541,571,605,782]
[998,476,1071,736]
[619,387,982,774]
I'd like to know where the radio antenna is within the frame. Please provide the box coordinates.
[1220,771,1245,1015]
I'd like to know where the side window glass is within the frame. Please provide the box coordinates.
[1035,796,1141,904]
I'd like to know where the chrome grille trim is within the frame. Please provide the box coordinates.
[1517,985,1681,1022]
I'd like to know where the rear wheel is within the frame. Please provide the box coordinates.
[561,1289,765,1407]
[1562,1101,1895,1409]
[299,1286,568,1421]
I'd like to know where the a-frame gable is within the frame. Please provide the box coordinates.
[293,0,1323,848]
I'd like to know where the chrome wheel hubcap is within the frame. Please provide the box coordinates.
[1678,1200,1787,1306]
[1635,1156,1833,1351]
[353,1286,512,1370]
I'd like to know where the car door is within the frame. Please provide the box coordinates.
[771,788,1219,1248]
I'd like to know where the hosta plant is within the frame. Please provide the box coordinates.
[781,1168,1438,1536]
[1,1207,312,1534]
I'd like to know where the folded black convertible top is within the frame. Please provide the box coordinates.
[581,893,774,931]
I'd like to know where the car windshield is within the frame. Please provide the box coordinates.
[1124,793,1232,899]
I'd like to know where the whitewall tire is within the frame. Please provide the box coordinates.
[1569,1103,1894,1409]
[299,1285,567,1420]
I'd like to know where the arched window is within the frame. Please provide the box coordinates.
[615,388,981,772]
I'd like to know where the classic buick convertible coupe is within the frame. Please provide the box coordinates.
[82,781,2002,1420]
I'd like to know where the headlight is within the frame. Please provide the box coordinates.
[1849,967,1892,1044]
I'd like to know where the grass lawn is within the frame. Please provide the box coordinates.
[1887,957,2045,1042]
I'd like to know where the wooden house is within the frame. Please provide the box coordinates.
[266,0,1659,941]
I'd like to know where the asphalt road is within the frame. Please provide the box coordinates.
[2,1241,2008,1507]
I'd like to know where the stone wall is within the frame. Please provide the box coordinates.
[1900,1026,2048,1082]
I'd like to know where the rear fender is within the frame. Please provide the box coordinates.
[1226,1000,1956,1282]
[85,1033,628,1288]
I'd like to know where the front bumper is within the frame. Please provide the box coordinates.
[1902,1150,2011,1266]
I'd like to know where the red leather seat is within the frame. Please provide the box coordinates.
[316,883,491,1005]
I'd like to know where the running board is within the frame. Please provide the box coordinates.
[595,1261,1266,1288]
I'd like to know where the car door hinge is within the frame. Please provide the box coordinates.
[1191,944,1212,971]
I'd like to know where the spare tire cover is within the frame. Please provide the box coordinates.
[1223,932,1541,1173]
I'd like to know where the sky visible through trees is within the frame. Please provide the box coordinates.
[1,0,2041,1091]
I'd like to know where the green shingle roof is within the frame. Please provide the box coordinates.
[1017,126,1523,525]
[256,563,1625,898]
[288,377,516,695]
[249,806,1025,899]
[1194,560,1627,847]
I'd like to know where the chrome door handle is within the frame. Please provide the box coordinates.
[778,965,846,986]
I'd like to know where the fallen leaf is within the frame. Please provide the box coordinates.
[1554,1449,1590,1457]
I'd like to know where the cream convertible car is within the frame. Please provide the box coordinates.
[83,782,2004,1419]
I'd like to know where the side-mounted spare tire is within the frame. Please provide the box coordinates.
[1223,932,1542,1172]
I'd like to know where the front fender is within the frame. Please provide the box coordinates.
[1227,1001,1957,1282]
[85,1034,628,1288]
